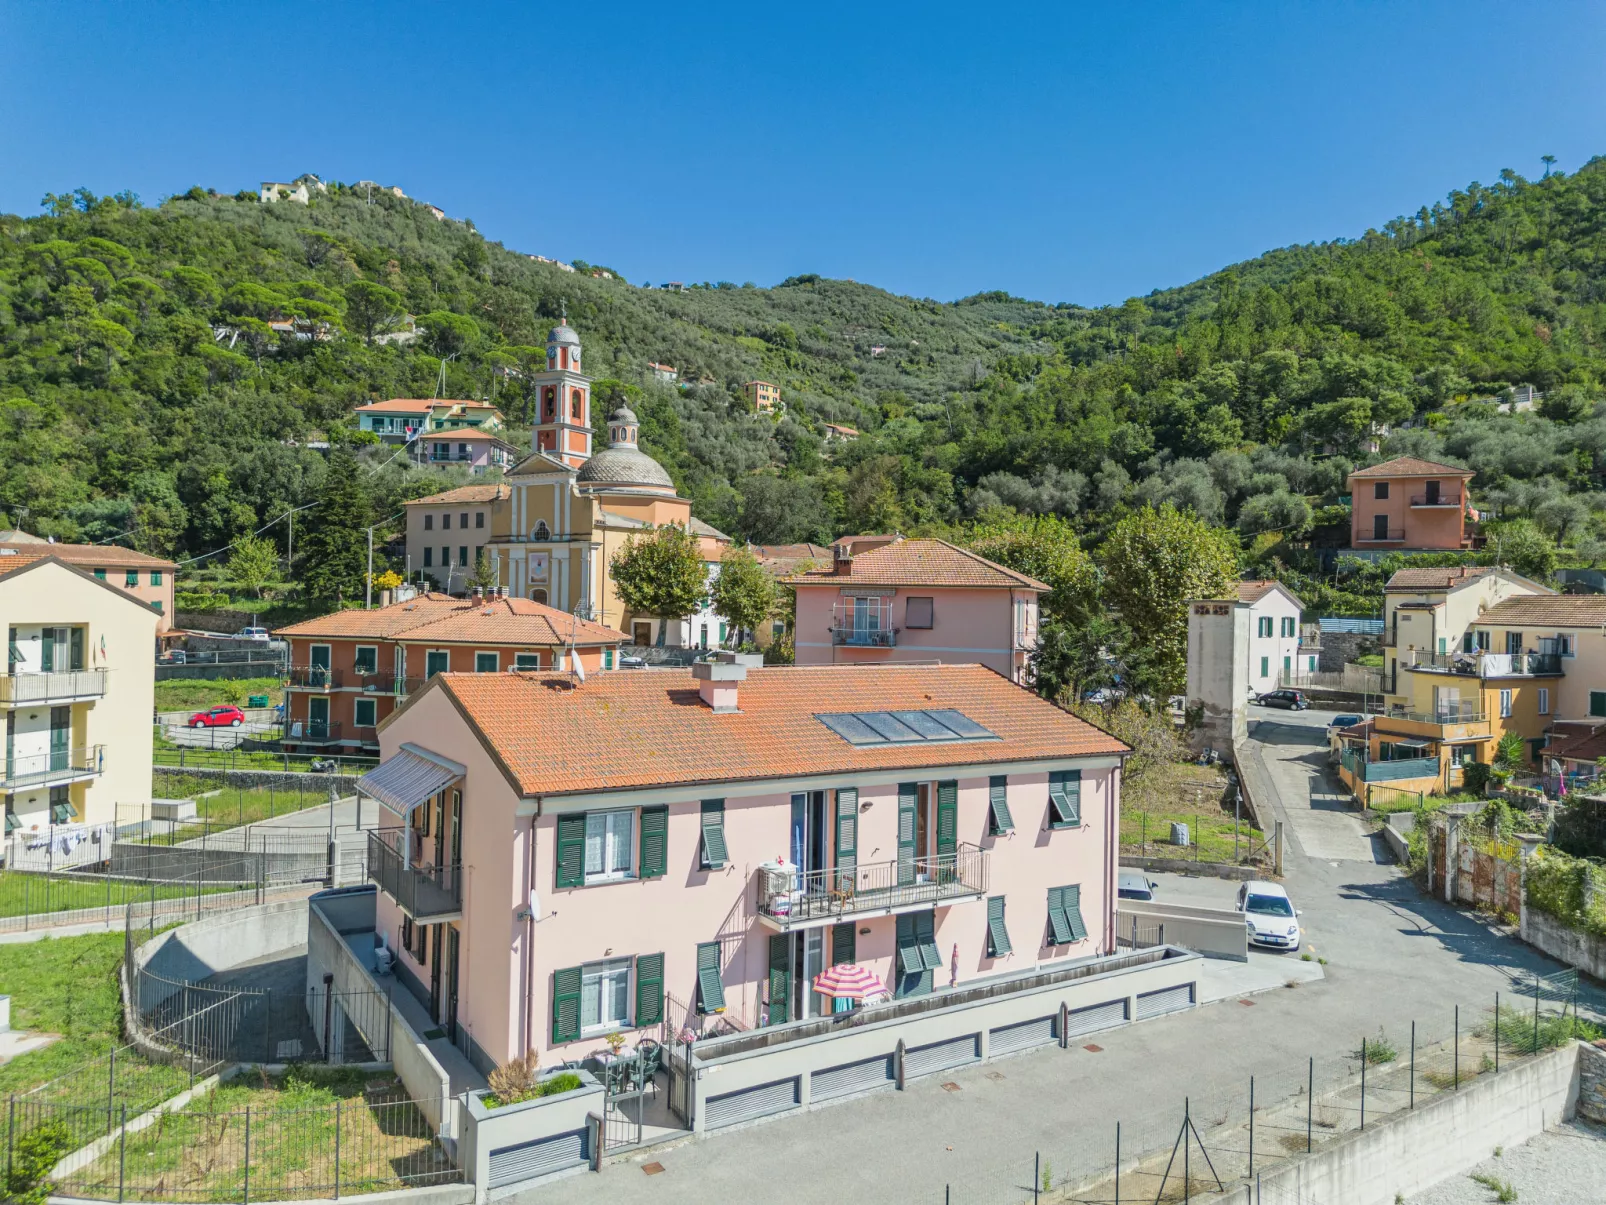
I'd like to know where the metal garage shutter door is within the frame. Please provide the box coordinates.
[904,1033,979,1078]
[989,1015,1056,1055]
[1136,984,1193,1020]
[812,1054,895,1101]
[704,1077,800,1129]
[487,1127,587,1189]
[1064,998,1128,1038]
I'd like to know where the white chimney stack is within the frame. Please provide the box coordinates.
[693,651,762,712]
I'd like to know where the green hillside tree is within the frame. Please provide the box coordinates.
[299,449,372,605]
[710,545,775,644]
[610,525,708,621]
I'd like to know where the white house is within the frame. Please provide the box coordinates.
[1185,580,1309,752]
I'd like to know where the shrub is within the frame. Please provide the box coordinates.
[7,1120,72,1205]
[538,1072,583,1097]
[1356,1028,1398,1064]
[1461,763,1493,796]
[485,1050,542,1107]
[1523,847,1606,937]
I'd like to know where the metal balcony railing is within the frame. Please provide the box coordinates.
[756,845,988,927]
[350,670,395,693]
[831,627,899,647]
[1393,706,1487,725]
[1406,651,1562,677]
[3,744,104,789]
[285,719,341,742]
[0,669,108,705]
[287,666,343,689]
[1410,492,1462,507]
[1298,624,1322,649]
[368,828,463,921]
[1364,529,1407,542]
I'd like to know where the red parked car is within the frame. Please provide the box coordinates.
[190,705,245,729]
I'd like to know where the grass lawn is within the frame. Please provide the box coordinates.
[74,1067,454,1201]
[155,676,284,713]
[1119,761,1265,864]
[151,734,375,777]
[0,872,239,920]
[151,773,333,835]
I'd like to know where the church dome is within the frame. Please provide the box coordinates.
[548,321,580,346]
[610,404,639,425]
[576,447,675,490]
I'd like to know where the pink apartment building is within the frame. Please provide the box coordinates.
[1348,456,1477,551]
[356,657,1126,1073]
[786,538,1043,685]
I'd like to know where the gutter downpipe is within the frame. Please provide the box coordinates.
[524,799,541,1057]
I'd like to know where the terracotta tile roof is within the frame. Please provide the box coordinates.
[1474,595,1606,627]
[1385,566,1497,592]
[274,593,625,647]
[427,663,1128,796]
[355,398,499,413]
[404,484,510,506]
[784,539,1048,591]
[1349,456,1474,479]
[752,544,831,576]
[0,543,175,570]
[1234,580,1297,605]
[1548,726,1606,763]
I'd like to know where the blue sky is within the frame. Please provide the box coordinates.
[3,2,1604,305]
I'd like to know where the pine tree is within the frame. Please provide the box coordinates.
[299,449,371,605]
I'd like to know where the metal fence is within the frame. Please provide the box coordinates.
[920,973,1592,1203]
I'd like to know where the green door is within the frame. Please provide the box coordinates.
[307,696,330,738]
[310,644,331,687]
[767,933,791,1025]
[49,706,69,771]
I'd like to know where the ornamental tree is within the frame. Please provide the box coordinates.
[610,524,708,620]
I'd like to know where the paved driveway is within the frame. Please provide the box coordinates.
[520,720,1597,1205]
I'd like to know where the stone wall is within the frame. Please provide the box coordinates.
[1520,907,1606,981]
[1318,630,1378,673]
[1578,1041,1606,1124]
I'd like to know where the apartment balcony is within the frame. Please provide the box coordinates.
[1338,745,1440,784]
[1362,529,1407,543]
[0,669,107,706]
[285,719,342,744]
[1410,492,1463,508]
[287,666,343,690]
[756,845,988,931]
[1298,624,1322,651]
[1377,708,1491,742]
[351,670,397,694]
[3,744,104,791]
[831,627,899,648]
[1402,651,1562,679]
[368,827,462,922]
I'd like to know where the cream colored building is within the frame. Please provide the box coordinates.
[1381,567,1550,706]
[1,557,157,860]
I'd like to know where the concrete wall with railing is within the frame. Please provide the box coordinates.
[131,896,309,1014]
[1115,900,1248,961]
[683,946,1201,1134]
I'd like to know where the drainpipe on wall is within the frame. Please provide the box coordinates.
[524,808,538,1057]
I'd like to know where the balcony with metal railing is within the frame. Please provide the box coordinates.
[1410,492,1463,507]
[1364,529,1407,543]
[287,666,344,690]
[1376,705,1490,742]
[756,845,988,930]
[3,744,104,790]
[1338,745,1441,785]
[368,827,462,922]
[285,719,342,743]
[0,669,107,706]
[1298,624,1322,651]
[829,601,898,648]
[1402,651,1562,678]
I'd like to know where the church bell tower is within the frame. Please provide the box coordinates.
[532,318,592,469]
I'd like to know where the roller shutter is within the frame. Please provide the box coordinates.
[812,1054,895,1100]
[1063,998,1128,1038]
[903,1033,979,1078]
[1135,984,1193,1020]
[703,1077,800,1130]
[487,1128,588,1188]
[989,1015,1056,1055]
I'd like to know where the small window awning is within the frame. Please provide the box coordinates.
[357,745,465,821]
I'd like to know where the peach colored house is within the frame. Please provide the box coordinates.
[358,658,1127,1073]
[275,592,625,752]
[0,542,175,633]
[1348,456,1476,551]
[786,538,1043,685]
[403,483,509,593]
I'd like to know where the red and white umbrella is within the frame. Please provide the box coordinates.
[812,963,887,1000]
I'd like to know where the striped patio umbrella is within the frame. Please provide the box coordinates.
[813,963,887,1000]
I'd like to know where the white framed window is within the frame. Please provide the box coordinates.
[474,651,499,672]
[354,697,377,727]
[1558,634,1575,657]
[1499,689,1513,719]
[514,652,541,670]
[584,810,634,882]
[353,645,378,674]
[580,959,632,1033]
[1538,688,1550,716]
[1280,616,1295,637]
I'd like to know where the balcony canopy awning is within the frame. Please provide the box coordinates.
[357,744,465,821]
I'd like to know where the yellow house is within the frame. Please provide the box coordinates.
[1,556,157,862]
[485,321,732,645]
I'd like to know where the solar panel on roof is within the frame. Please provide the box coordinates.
[815,708,998,747]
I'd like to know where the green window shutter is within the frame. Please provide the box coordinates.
[635,952,664,1025]
[639,806,668,878]
[915,909,942,971]
[1049,770,1082,828]
[767,933,790,1024]
[896,912,923,975]
[697,941,726,1012]
[1063,883,1088,942]
[988,775,1014,835]
[1047,886,1073,945]
[834,787,858,888]
[555,813,587,888]
[700,799,728,869]
[987,895,1012,957]
[936,780,958,858]
[552,966,582,1044]
[831,922,856,966]
[897,783,918,885]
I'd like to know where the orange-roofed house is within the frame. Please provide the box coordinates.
[354,398,514,473]
[0,542,176,631]
[1348,457,1477,551]
[273,592,626,752]
[785,537,1043,684]
[403,484,510,592]
[343,655,1206,1100]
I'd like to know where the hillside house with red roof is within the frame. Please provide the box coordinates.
[1348,456,1477,551]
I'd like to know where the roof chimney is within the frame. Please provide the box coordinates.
[693,650,761,713]
[833,543,853,576]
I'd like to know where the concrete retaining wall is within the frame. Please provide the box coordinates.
[133,897,309,1011]
[151,766,366,792]
[458,1075,603,1199]
[1221,1041,1581,1205]
[1119,854,1258,880]
[1116,900,1249,961]
[1520,908,1606,980]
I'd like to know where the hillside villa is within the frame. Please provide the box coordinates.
[403,484,511,592]
[1347,456,1477,552]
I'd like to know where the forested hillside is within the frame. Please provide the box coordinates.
[4,161,1606,601]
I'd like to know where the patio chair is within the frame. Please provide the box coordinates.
[636,1040,664,1098]
[603,1059,632,1095]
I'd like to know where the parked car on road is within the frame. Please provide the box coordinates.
[1255,689,1309,710]
[619,654,647,669]
[1328,713,1363,731]
[1236,880,1302,950]
[1117,870,1159,902]
[240,627,270,641]
[189,705,246,729]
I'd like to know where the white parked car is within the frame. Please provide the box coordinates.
[240,626,270,641]
[1236,880,1302,951]
[1117,870,1159,902]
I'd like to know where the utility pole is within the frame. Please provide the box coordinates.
[366,527,374,609]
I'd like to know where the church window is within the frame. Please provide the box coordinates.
[571,388,584,419]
